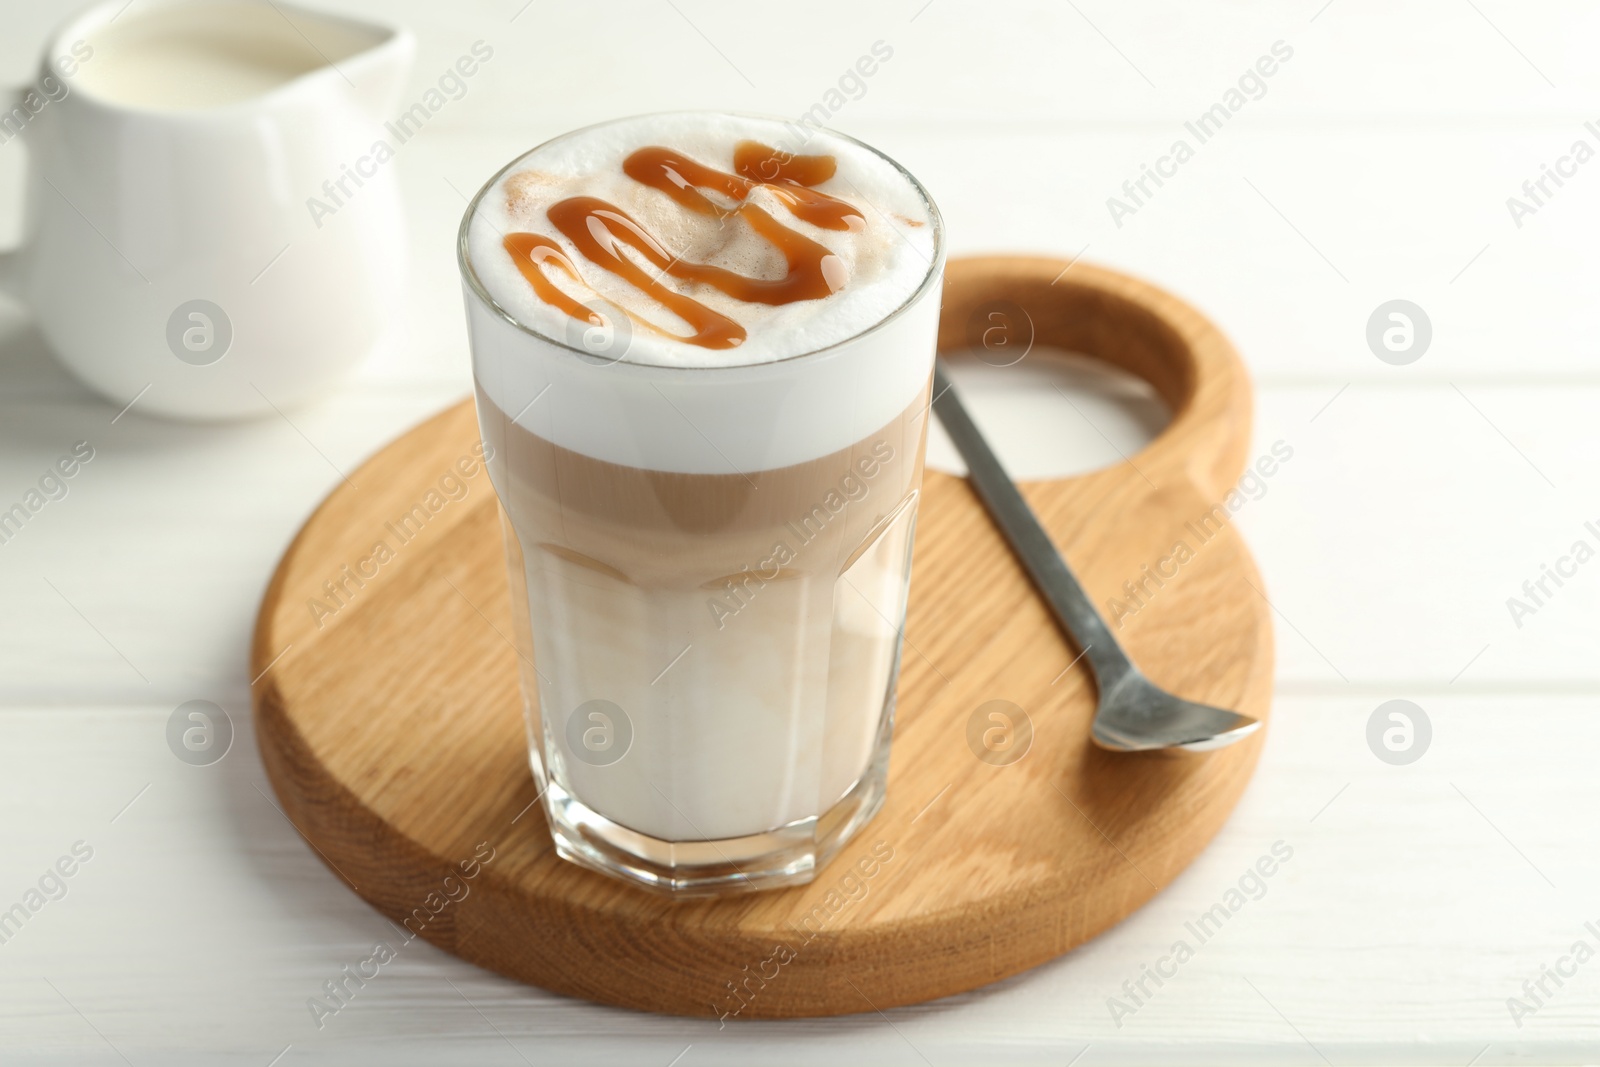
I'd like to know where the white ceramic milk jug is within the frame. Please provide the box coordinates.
[0,0,414,419]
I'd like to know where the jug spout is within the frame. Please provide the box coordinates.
[310,12,416,123]
[195,1,416,119]
[334,19,416,123]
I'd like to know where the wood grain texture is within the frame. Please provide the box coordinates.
[250,255,1274,1019]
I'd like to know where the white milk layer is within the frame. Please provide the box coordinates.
[462,113,944,475]
[523,487,920,842]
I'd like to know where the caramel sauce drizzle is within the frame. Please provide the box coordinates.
[502,233,596,324]
[500,141,865,350]
[628,144,864,233]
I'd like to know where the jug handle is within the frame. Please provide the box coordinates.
[0,85,25,301]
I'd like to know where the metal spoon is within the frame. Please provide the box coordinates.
[929,359,1261,753]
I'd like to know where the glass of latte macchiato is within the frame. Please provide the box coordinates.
[458,112,944,896]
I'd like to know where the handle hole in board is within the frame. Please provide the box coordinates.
[926,347,1171,480]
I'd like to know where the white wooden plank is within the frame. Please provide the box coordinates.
[6,124,1600,396]
[0,374,1595,702]
[1238,380,1600,688]
[0,2,1592,1058]
[926,363,1600,689]
[406,123,1600,385]
[10,0,1598,130]
[0,389,459,706]
[1032,361,1535,699]
[0,695,1595,1063]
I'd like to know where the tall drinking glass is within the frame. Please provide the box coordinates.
[458,113,944,895]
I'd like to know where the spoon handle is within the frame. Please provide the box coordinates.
[930,359,1137,691]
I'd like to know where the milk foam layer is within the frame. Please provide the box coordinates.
[461,113,945,475]
[465,112,937,368]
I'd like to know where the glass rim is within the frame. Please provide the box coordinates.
[455,109,946,373]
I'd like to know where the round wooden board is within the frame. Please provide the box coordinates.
[252,256,1274,1019]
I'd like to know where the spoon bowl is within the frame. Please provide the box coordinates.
[1089,676,1262,753]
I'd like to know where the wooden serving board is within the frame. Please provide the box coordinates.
[251,255,1273,1019]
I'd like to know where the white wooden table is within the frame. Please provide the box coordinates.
[3,1,1597,1062]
